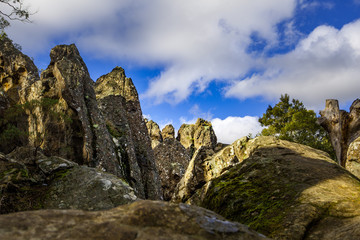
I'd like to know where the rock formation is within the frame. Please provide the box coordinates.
[162,124,175,139]
[318,99,360,166]
[0,200,268,240]
[95,67,161,200]
[0,38,162,201]
[145,119,163,148]
[345,136,360,178]
[153,138,191,200]
[177,118,217,156]
[184,136,360,239]
[0,147,137,214]
[173,137,247,203]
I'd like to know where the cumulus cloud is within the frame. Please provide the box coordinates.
[6,0,296,103]
[212,116,263,144]
[225,19,360,110]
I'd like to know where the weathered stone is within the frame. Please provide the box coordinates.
[44,165,137,211]
[345,136,360,178]
[0,147,137,213]
[95,67,162,200]
[0,37,39,153]
[145,119,163,148]
[173,146,216,203]
[26,44,122,178]
[162,124,175,139]
[153,138,191,200]
[199,136,360,239]
[174,137,248,204]
[194,118,217,150]
[0,200,269,240]
[177,118,217,157]
[318,99,360,166]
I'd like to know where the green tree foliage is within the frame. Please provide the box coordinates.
[259,94,336,159]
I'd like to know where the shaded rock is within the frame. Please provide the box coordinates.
[162,124,175,139]
[0,200,269,240]
[95,67,161,200]
[44,165,137,211]
[145,119,163,148]
[318,99,360,166]
[0,147,137,213]
[153,138,191,200]
[198,136,360,239]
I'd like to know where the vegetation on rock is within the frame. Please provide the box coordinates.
[259,94,335,159]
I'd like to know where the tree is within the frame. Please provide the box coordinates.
[0,0,31,32]
[259,94,336,159]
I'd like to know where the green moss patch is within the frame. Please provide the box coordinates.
[201,158,299,237]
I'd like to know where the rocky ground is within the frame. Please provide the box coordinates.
[2,36,360,239]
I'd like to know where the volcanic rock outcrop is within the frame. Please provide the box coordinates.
[95,67,161,199]
[319,99,360,166]
[145,119,163,148]
[177,118,217,156]
[0,37,161,201]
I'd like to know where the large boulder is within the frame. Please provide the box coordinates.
[95,67,162,200]
[318,99,360,166]
[0,147,137,213]
[0,200,269,240]
[198,136,360,239]
[153,138,191,200]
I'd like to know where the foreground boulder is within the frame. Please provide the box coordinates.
[0,148,137,213]
[0,200,268,240]
[197,136,360,239]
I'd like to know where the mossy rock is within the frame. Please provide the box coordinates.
[199,137,360,239]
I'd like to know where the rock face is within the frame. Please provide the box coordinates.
[0,147,137,213]
[145,119,163,148]
[0,38,162,201]
[177,118,217,156]
[173,137,247,203]
[318,99,360,166]
[195,136,360,239]
[162,124,175,139]
[95,67,161,200]
[153,138,191,200]
[0,200,269,240]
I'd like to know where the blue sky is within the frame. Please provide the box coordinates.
[5,0,360,143]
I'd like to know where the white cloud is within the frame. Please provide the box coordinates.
[226,19,360,110]
[211,116,263,144]
[6,0,296,103]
